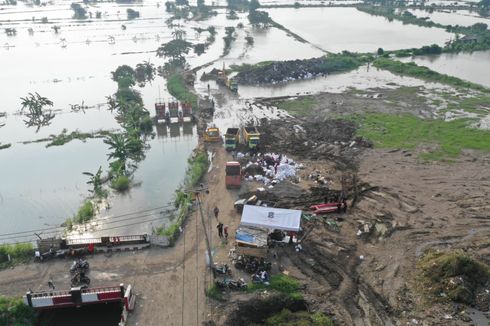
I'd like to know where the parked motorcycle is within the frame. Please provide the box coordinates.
[213,263,231,276]
[70,258,89,274]
[71,271,90,287]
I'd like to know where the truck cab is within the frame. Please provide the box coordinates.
[204,127,220,142]
[225,161,241,188]
[224,128,239,150]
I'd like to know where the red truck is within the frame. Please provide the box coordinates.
[225,161,241,188]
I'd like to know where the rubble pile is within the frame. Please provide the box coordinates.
[258,118,372,169]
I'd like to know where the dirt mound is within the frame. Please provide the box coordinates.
[258,118,371,170]
[235,55,361,85]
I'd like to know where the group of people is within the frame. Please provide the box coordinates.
[214,206,229,241]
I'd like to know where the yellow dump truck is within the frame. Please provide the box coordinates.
[242,126,260,149]
[204,127,221,142]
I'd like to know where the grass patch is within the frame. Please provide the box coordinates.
[265,309,334,326]
[0,296,36,326]
[350,113,490,161]
[273,96,316,117]
[247,274,301,299]
[186,151,209,187]
[205,284,225,301]
[417,250,490,304]
[111,175,130,192]
[445,94,490,116]
[373,58,489,93]
[167,73,198,110]
[0,243,34,269]
[73,201,95,224]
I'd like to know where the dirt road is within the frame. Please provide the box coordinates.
[0,145,238,326]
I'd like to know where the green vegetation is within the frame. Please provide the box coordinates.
[111,175,130,192]
[373,58,489,93]
[84,166,108,199]
[205,284,225,301]
[167,73,198,109]
[0,296,35,326]
[74,201,95,224]
[223,26,236,56]
[0,243,34,268]
[186,151,209,186]
[230,61,273,73]
[417,250,490,304]
[0,143,11,150]
[155,150,209,244]
[20,92,55,132]
[350,113,490,161]
[47,129,112,147]
[247,274,302,299]
[265,309,334,326]
[273,96,316,117]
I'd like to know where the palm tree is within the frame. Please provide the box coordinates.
[172,28,186,40]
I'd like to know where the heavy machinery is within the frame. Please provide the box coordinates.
[204,126,221,142]
[217,63,238,93]
[224,128,239,151]
[241,126,260,149]
[225,161,241,188]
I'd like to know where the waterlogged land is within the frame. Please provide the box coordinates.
[1,0,490,324]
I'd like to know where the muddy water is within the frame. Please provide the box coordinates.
[407,9,490,28]
[401,51,490,88]
[265,7,454,52]
[236,64,447,97]
[0,0,202,241]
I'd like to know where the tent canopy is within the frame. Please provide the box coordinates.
[240,205,302,232]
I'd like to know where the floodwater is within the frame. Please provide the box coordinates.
[0,0,200,242]
[237,64,449,98]
[407,9,490,28]
[401,50,490,88]
[265,7,454,52]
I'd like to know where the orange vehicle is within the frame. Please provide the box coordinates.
[225,161,241,188]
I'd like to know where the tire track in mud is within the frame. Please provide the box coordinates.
[287,234,394,326]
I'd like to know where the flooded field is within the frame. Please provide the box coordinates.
[402,50,490,87]
[407,9,490,28]
[0,0,200,241]
[265,7,454,52]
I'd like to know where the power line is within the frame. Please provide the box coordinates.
[0,215,172,246]
[0,204,175,239]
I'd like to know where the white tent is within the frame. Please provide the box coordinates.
[240,205,302,232]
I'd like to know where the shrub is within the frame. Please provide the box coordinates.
[0,243,34,264]
[417,250,490,304]
[0,296,35,325]
[111,175,130,192]
[74,201,94,224]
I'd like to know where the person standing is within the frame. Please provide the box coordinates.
[214,206,220,219]
[224,225,229,240]
[217,222,224,238]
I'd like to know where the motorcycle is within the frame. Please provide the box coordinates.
[215,277,247,290]
[213,263,231,275]
[252,270,270,284]
[70,258,89,274]
[71,272,90,287]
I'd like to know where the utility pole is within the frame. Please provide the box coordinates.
[190,186,215,278]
